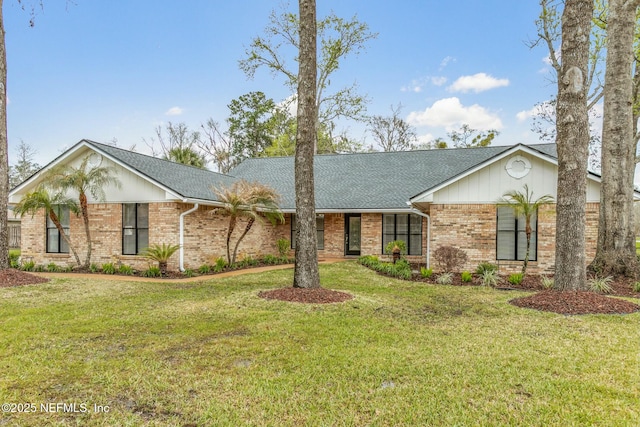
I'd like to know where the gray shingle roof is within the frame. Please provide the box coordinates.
[231,143,558,210]
[85,140,238,202]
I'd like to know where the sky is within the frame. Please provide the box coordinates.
[4,0,560,168]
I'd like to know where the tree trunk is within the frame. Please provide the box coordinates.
[293,0,320,289]
[0,1,8,270]
[232,217,255,265]
[523,230,531,276]
[79,192,92,268]
[554,0,593,291]
[226,216,237,265]
[589,0,640,278]
[48,210,82,267]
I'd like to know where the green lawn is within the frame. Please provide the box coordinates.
[0,262,638,426]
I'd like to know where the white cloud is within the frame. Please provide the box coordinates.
[439,56,455,70]
[407,97,503,131]
[431,76,447,86]
[516,100,554,122]
[165,106,184,116]
[448,73,510,93]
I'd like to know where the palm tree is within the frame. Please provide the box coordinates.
[213,180,284,265]
[164,146,206,168]
[500,184,554,276]
[13,187,83,266]
[142,243,181,276]
[48,155,121,268]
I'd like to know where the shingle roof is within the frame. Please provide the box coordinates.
[85,140,238,202]
[230,143,558,210]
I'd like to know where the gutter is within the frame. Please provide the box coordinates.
[179,203,199,272]
[408,205,431,269]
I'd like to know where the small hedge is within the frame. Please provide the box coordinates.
[358,255,412,280]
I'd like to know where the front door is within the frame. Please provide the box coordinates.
[345,214,362,256]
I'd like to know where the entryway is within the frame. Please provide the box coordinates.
[344,214,361,256]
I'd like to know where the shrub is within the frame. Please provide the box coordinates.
[118,264,134,275]
[508,273,524,286]
[436,272,453,285]
[633,282,640,293]
[21,260,35,272]
[142,243,181,276]
[198,264,212,274]
[476,262,498,275]
[359,255,380,268]
[481,269,499,287]
[213,257,228,273]
[384,240,407,256]
[62,265,74,273]
[182,268,195,278]
[420,267,433,279]
[47,262,61,272]
[541,276,554,290]
[434,246,468,272]
[142,266,161,278]
[276,238,290,257]
[34,264,46,272]
[589,276,613,294]
[101,263,116,275]
[90,263,100,273]
[461,271,473,283]
[9,250,20,269]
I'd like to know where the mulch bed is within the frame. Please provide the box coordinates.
[0,269,50,287]
[258,287,354,304]
[509,290,640,315]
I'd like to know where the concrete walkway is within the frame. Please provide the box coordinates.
[32,258,350,283]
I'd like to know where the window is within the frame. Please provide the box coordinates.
[382,214,422,255]
[290,214,324,250]
[46,205,70,253]
[496,206,537,261]
[122,203,149,255]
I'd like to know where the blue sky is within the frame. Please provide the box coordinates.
[5,0,555,167]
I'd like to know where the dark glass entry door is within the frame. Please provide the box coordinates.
[345,214,362,256]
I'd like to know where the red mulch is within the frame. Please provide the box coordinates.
[259,287,354,304]
[510,291,640,315]
[0,269,50,287]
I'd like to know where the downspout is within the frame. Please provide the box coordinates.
[409,207,431,269]
[179,203,199,272]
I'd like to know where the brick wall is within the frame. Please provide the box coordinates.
[19,202,601,275]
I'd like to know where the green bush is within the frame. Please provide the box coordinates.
[34,264,46,272]
[461,271,472,282]
[47,262,61,272]
[101,263,116,275]
[118,265,134,276]
[262,254,279,265]
[588,276,613,294]
[476,262,498,275]
[481,269,498,287]
[358,255,380,268]
[541,276,554,290]
[198,264,212,274]
[508,273,524,286]
[90,263,100,273]
[436,272,453,285]
[182,268,195,278]
[9,250,20,269]
[276,238,290,257]
[384,240,407,256]
[142,266,161,278]
[420,267,433,278]
[633,282,640,293]
[213,257,228,273]
[359,255,411,280]
[21,260,35,272]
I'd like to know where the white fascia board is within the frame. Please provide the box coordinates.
[279,208,416,214]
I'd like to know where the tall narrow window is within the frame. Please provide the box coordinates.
[46,205,70,253]
[122,203,149,255]
[382,214,422,255]
[496,206,537,261]
[290,214,324,250]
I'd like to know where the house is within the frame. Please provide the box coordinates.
[9,139,603,274]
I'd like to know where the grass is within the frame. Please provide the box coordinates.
[0,262,638,426]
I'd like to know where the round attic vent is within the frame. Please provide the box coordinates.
[506,155,531,179]
[87,153,103,168]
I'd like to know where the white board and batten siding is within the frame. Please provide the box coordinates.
[431,152,601,204]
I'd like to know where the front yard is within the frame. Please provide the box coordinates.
[0,262,638,426]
